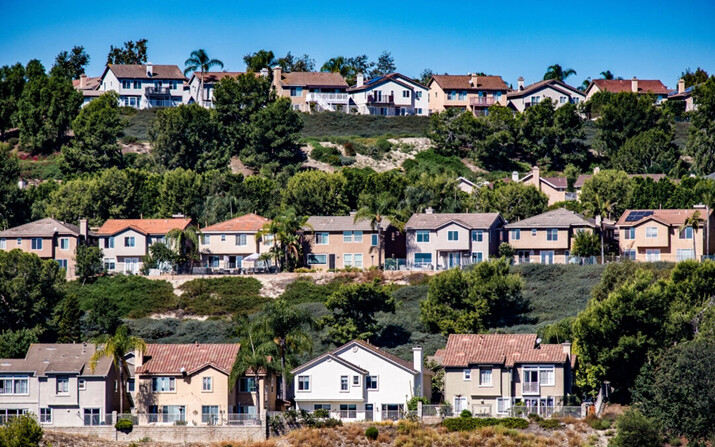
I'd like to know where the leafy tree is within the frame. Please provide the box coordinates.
[600,70,615,80]
[55,294,82,343]
[148,104,228,172]
[543,64,576,81]
[51,45,90,80]
[322,280,396,344]
[60,91,125,174]
[90,325,147,414]
[0,143,24,228]
[680,67,709,88]
[426,108,479,157]
[0,62,26,136]
[107,39,148,65]
[75,244,104,284]
[472,105,521,169]
[183,49,224,107]
[610,409,661,447]
[0,413,43,447]
[243,49,276,73]
[571,230,600,257]
[538,316,575,344]
[166,225,202,272]
[282,170,349,216]
[321,56,351,77]
[157,168,203,218]
[257,209,309,271]
[353,192,402,267]
[474,181,549,222]
[611,128,680,174]
[686,77,715,175]
[579,169,633,218]
[346,55,374,84]
[276,52,315,72]
[498,242,515,260]
[370,51,396,78]
[0,327,41,359]
[244,97,303,174]
[418,68,434,86]
[420,258,528,334]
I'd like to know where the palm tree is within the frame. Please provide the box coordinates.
[543,64,577,82]
[585,194,615,264]
[353,193,403,269]
[679,211,703,261]
[183,49,224,106]
[257,210,311,271]
[166,225,202,273]
[90,325,147,415]
[229,325,276,415]
[600,70,615,80]
[321,56,350,77]
[579,78,591,91]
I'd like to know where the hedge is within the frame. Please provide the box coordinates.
[443,417,529,431]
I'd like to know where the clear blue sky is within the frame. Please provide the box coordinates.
[1,0,714,89]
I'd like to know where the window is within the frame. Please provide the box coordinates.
[416,230,430,243]
[169,81,177,89]
[239,377,257,393]
[201,405,219,424]
[479,368,492,386]
[414,253,432,265]
[103,258,116,271]
[235,234,247,246]
[532,228,537,236]
[202,376,212,392]
[127,379,135,392]
[56,259,67,270]
[679,227,693,239]
[353,231,363,242]
[416,91,423,99]
[78,378,86,390]
[160,405,185,424]
[624,249,636,260]
[122,80,131,89]
[352,376,360,386]
[497,398,511,414]
[624,228,635,240]
[463,369,471,381]
[366,375,378,390]
[447,91,457,100]
[31,238,43,250]
[56,377,69,394]
[471,252,483,264]
[645,249,661,261]
[340,376,348,391]
[343,254,352,267]
[339,404,357,418]
[546,229,558,241]
[290,87,303,97]
[676,249,695,261]
[448,230,459,241]
[151,377,175,392]
[415,108,423,115]
[0,238,4,249]
[59,238,69,250]
[540,251,555,264]
[454,397,467,413]
[560,96,567,104]
[298,375,310,391]
[133,80,141,89]
[343,231,352,243]
[83,408,101,426]
[645,227,658,238]
[40,408,52,424]
[124,236,135,247]
[0,376,29,395]
[314,404,331,411]
[16,238,21,245]
[530,95,541,104]
[471,230,483,242]
[104,237,114,249]
[220,234,226,242]
[307,254,327,265]
[371,234,378,246]
[539,367,555,386]
[458,91,467,100]
[315,233,329,245]
[202,234,210,244]
[154,81,163,88]
[354,253,363,268]
[510,229,521,240]
[402,90,410,98]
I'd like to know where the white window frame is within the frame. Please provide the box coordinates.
[235,234,247,246]
[78,378,86,390]
[539,366,555,386]
[352,376,360,386]
[463,369,471,381]
[315,232,329,245]
[366,375,378,390]
[448,230,459,241]
[343,254,353,268]
[152,377,176,393]
[340,375,348,391]
[645,249,661,262]
[343,231,353,243]
[540,250,555,265]
[56,377,69,395]
[546,229,558,241]
[59,238,70,250]
[307,254,327,265]
[679,227,693,239]
[0,376,29,395]
[40,407,52,424]
[624,227,635,240]
[510,229,521,240]
[471,230,483,242]
[645,227,658,238]
[297,375,310,391]
[479,368,492,386]
[497,398,511,414]
[624,249,636,260]
[676,249,695,261]
[416,230,430,243]
[202,234,210,245]
[0,238,5,249]
[354,253,363,268]
[124,236,135,247]
[202,376,212,392]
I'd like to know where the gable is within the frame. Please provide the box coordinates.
[333,343,416,375]
[292,354,367,376]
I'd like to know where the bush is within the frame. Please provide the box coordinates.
[536,418,562,430]
[365,426,379,440]
[178,277,269,315]
[610,409,661,447]
[499,418,530,429]
[376,138,393,152]
[115,419,133,431]
[0,414,43,447]
[313,408,330,418]
[443,416,529,431]
[460,409,473,418]
[121,135,138,144]
[407,396,430,411]
[586,414,612,430]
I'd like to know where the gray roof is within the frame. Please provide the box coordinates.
[105,64,185,80]
[305,216,389,232]
[405,212,503,230]
[0,343,113,377]
[505,208,595,229]
[0,218,91,238]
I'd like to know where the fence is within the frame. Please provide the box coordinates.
[510,406,583,418]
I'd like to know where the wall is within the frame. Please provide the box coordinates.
[102,229,148,258]
[406,223,499,269]
[303,230,382,270]
[293,357,365,403]
[508,228,571,251]
[47,425,265,443]
[509,86,584,113]
[0,234,79,278]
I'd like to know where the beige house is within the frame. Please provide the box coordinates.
[404,210,505,270]
[303,215,404,270]
[504,208,597,265]
[668,78,696,112]
[616,208,715,262]
[507,78,585,112]
[428,74,509,116]
[198,213,271,271]
[271,66,349,113]
[584,78,669,103]
[97,217,192,274]
[73,74,102,107]
[436,334,575,417]
[0,218,94,279]
[507,167,573,205]
[186,71,246,108]
[133,344,279,425]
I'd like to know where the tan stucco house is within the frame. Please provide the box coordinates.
[584,78,669,103]
[428,74,509,116]
[506,78,585,112]
[271,66,349,113]
[436,334,575,417]
[198,213,271,271]
[506,166,573,205]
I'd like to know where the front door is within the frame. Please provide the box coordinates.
[329,254,336,269]
[124,258,138,274]
[540,251,554,265]
[83,408,100,426]
[448,252,461,268]
[365,404,373,421]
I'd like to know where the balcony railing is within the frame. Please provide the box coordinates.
[470,96,497,106]
[306,92,349,103]
[367,94,394,104]
[522,382,540,394]
[145,86,172,96]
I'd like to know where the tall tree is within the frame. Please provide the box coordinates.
[600,70,615,80]
[51,46,90,80]
[243,50,276,73]
[678,210,702,260]
[686,77,715,175]
[611,128,680,175]
[166,225,202,272]
[0,143,24,228]
[55,294,82,343]
[229,323,277,415]
[0,63,26,136]
[320,56,350,77]
[680,67,709,88]
[276,52,315,72]
[369,51,396,78]
[183,49,224,106]
[346,55,374,85]
[418,68,434,86]
[74,244,104,284]
[90,325,147,414]
[354,192,401,268]
[106,39,148,65]
[244,97,303,174]
[474,181,549,222]
[257,209,310,271]
[543,64,577,81]
[579,169,632,219]
[426,108,480,157]
[281,170,349,216]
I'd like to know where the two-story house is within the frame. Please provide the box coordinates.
[436,334,575,417]
[73,74,102,107]
[404,210,505,270]
[133,343,278,425]
[271,66,349,113]
[507,78,585,112]
[186,71,245,108]
[198,213,271,270]
[504,208,598,265]
[584,77,669,104]
[347,73,428,116]
[97,217,192,274]
[616,208,714,262]
[99,63,186,108]
[0,343,120,426]
[505,167,572,206]
[303,215,404,270]
[0,218,94,279]
[427,74,509,116]
[291,340,430,421]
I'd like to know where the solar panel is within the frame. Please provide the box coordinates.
[625,211,653,222]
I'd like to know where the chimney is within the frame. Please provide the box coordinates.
[134,348,143,368]
[259,67,269,78]
[424,207,434,214]
[517,76,524,91]
[532,166,540,184]
[356,73,364,88]
[470,73,478,87]
[272,65,281,80]
[511,171,520,182]
[631,77,638,93]
[79,219,89,240]
[593,166,601,175]
[349,210,357,217]
[412,346,424,397]
[79,74,87,89]
[678,78,685,94]
[562,342,572,358]
[146,63,153,77]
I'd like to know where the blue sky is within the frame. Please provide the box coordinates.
[1,0,714,89]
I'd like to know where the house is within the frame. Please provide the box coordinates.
[427,74,509,116]
[198,213,272,270]
[99,63,186,109]
[302,214,404,270]
[436,333,575,417]
[0,218,94,279]
[456,177,478,194]
[271,66,349,113]
[72,74,102,107]
[0,343,120,426]
[584,78,669,104]
[186,71,245,108]
[668,78,697,112]
[404,210,505,270]
[615,207,714,262]
[97,216,192,274]
[506,167,573,205]
[347,73,428,116]
[504,208,598,265]
[291,340,430,421]
[507,78,585,112]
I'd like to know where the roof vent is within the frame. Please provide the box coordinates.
[172,214,185,219]
[0,362,11,367]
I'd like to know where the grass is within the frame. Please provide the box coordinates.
[300,113,430,138]
[178,277,269,316]
[121,108,160,141]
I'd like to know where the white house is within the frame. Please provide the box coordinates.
[291,340,431,421]
[347,73,428,116]
[99,63,186,109]
[186,71,245,108]
[507,78,585,112]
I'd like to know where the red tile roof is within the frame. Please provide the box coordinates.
[97,218,192,235]
[616,208,712,227]
[191,71,245,83]
[135,343,240,376]
[278,72,348,88]
[201,214,269,232]
[430,74,509,91]
[439,334,569,368]
[591,79,669,95]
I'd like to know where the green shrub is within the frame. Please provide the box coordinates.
[178,277,268,315]
[115,419,133,431]
[460,409,473,418]
[586,414,612,430]
[528,412,543,422]
[610,409,661,447]
[0,414,43,447]
[669,437,682,446]
[536,418,562,430]
[499,418,530,429]
[313,408,330,418]
[443,416,529,431]
[375,138,393,152]
[300,113,429,138]
[121,135,138,144]
[7,137,19,147]
[406,396,430,411]
[365,426,379,440]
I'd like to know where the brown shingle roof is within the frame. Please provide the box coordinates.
[405,212,502,230]
[591,79,669,95]
[72,76,101,91]
[439,334,568,368]
[201,214,269,233]
[616,208,712,227]
[507,79,583,99]
[0,218,90,238]
[574,173,668,188]
[0,343,113,376]
[135,344,240,376]
[97,218,192,236]
[106,64,186,80]
[279,72,347,88]
[306,216,388,232]
[504,208,595,229]
[430,75,509,91]
[191,71,245,83]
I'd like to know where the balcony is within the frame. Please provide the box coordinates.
[145,86,172,96]
[522,382,540,395]
[306,92,349,104]
[367,94,394,104]
[470,96,497,107]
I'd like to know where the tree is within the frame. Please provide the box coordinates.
[322,280,396,344]
[610,409,661,447]
[426,108,479,157]
[276,52,315,72]
[472,105,521,169]
[0,143,24,228]
[107,39,148,65]
[166,225,202,272]
[543,64,577,81]
[686,77,715,175]
[611,128,680,175]
[321,56,351,77]
[420,258,528,335]
[600,70,615,80]
[579,170,633,219]
[90,325,147,414]
[370,51,396,78]
[257,209,309,271]
[474,181,549,222]
[0,414,43,447]
[345,55,374,85]
[498,242,515,260]
[571,230,600,258]
[282,170,349,216]
[229,323,276,414]
[578,78,591,91]
[678,210,702,261]
[418,69,434,87]
[55,294,82,343]
[582,192,616,263]
[0,327,41,359]
[75,244,104,284]
[243,50,276,73]
[680,67,709,88]
[51,46,90,80]
[244,97,303,174]
[183,49,224,107]
[60,91,125,174]
[354,192,401,268]
[0,62,26,136]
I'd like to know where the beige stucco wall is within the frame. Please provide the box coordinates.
[101,229,148,258]
[0,235,80,279]
[428,82,507,115]
[619,215,715,262]
[405,223,497,268]
[508,228,571,251]
[199,231,271,268]
[520,177,567,205]
[304,231,381,270]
